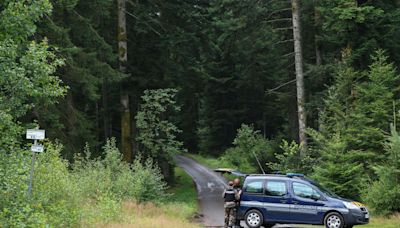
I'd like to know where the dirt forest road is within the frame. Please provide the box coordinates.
[175,155,227,227]
[175,155,315,228]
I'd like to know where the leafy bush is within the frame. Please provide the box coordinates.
[136,88,184,160]
[363,127,400,215]
[0,143,79,227]
[73,139,168,203]
[135,88,186,182]
[131,156,168,203]
[33,143,80,226]
[0,139,169,227]
[221,124,276,173]
[267,140,299,173]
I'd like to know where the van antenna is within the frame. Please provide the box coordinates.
[252,151,266,174]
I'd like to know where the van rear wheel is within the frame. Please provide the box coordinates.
[324,212,344,228]
[244,209,263,228]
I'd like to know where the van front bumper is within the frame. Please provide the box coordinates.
[344,208,369,225]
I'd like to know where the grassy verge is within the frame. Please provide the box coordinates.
[167,167,199,220]
[94,167,200,228]
[362,213,400,228]
[187,153,233,170]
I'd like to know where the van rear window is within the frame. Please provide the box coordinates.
[245,181,264,193]
[265,181,287,196]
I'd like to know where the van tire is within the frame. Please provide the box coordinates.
[244,209,263,228]
[324,212,344,228]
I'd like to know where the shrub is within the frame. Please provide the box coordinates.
[363,127,400,215]
[221,124,276,173]
[131,156,168,203]
[72,139,168,203]
[0,142,79,227]
[0,138,169,227]
[33,142,80,226]
[135,88,185,182]
[309,130,364,200]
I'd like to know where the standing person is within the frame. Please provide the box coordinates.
[233,178,243,227]
[222,181,236,228]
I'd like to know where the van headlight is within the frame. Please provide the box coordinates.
[343,201,359,209]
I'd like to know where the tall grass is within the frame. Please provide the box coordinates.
[94,167,201,228]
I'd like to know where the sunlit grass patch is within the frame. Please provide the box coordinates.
[95,201,200,228]
[188,153,233,170]
[167,167,199,219]
[361,213,400,228]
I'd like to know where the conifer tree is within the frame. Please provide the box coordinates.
[311,50,400,198]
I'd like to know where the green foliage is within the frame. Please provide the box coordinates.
[0,0,67,153]
[309,50,400,200]
[363,127,400,215]
[310,131,364,200]
[136,88,185,161]
[0,111,22,150]
[197,0,292,154]
[73,139,168,203]
[32,143,81,226]
[0,143,79,227]
[221,124,276,173]
[0,139,168,227]
[130,156,168,203]
[317,0,389,64]
[4,0,400,220]
[0,0,52,41]
[267,140,314,174]
[0,0,66,115]
[33,0,122,158]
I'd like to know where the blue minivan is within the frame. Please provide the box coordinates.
[237,174,369,228]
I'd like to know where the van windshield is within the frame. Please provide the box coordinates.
[311,182,338,198]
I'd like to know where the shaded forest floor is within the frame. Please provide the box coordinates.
[95,167,200,228]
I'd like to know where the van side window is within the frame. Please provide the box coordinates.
[265,181,287,196]
[245,181,264,194]
[293,182,321,199]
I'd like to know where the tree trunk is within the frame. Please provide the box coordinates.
[314,0,322,65]
[118,0,132,162]
[291,0,307,155]
[102,77,110,140]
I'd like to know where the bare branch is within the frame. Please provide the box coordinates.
[264,18,292,23]
[265,79,296,94]
[123,9,163,36]
[273,27,293,31]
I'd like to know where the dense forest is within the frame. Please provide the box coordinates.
[2,0,400,226]
[30,0,400,159]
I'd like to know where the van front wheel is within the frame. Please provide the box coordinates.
[324,212,344,228]
[245,209,263,228]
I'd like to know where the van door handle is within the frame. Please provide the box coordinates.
[292,201,299,204]
[280,200,287,203]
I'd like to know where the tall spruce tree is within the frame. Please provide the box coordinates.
[311,50,400,199]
